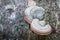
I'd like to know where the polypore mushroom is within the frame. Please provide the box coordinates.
[24,6,45,24]
[28,0,36,7]
[31,19,52,35]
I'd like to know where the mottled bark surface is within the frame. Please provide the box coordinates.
[0,0,60,40]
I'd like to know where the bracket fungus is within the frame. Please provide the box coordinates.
[24,6,52,35]
[31,19,52,35]
[24,6,45,24]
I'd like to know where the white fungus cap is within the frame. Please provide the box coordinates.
[25,6,45,20]
[31,19,51,32]
[31,7,45,19]
[31,19,52,35]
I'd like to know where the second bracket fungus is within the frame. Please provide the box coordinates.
[31,19,52,35]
